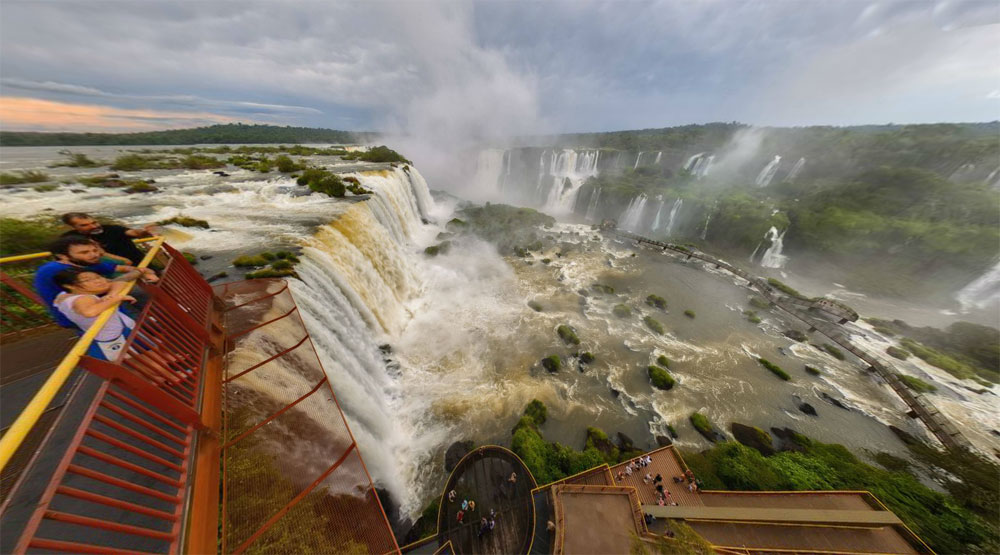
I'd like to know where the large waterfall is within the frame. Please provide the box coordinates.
[759,226,788,268]
[650,197,666,231]
[472,149,507,195]
[585,187,603,221]
[539,149,600,214]
[755,155,782,187]
[683,152,714,179]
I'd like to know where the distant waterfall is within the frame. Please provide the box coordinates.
[683,153,713,179]
[684,153,705,172]
[473,149,506,193]
[755,156,782,187]
[633,152,643,170]
[749,242,762,263]
[620,194,648,231]
[701,212,711,240]
[759,226,788,268]
[654,151,662,164]
[541,149,601,214]
[585,187,603,221]
[650,197,666,231]
[664,198,683,236]
[956,260,1000,312]
[783,157,806,182]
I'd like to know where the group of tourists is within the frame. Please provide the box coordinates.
[448,488,497,540]
[31,213,162,364]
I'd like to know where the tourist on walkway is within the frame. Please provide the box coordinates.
[654,473,663,484]
[644,472,653,484]
[448,489,457,502]
[462,499,469,511]
[468,500,476,511]
[456,509,465,523]
[61,212,157,266]
[478,517,489,538]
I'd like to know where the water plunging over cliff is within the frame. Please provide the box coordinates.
[664,198,683,236]
[472,149,507,195]
[620,194,648,231]
[585,187,603,221]
[784,157,806,182]
[956,260,1000,312]
[541,149,600,214]
[755,156,782,187]
[760,226,788,268]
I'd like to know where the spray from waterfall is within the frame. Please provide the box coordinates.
[755,156,782,187]
[585,187,603,221]
[684,152,705,172]
[760,226,788,268]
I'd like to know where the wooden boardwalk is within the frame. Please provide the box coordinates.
[609,446,703,507]
[611,228,971,451]
[437,446,536,555]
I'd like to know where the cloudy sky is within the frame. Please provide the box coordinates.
[0,0,997,137]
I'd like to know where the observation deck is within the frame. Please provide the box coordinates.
[0,239,399,553]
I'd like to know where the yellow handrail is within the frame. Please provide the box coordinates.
[0,237,165,472]
[0,236,160,265]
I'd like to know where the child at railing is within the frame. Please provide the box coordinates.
[52,268,182,384]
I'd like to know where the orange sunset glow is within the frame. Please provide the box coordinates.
[0,96,242,132]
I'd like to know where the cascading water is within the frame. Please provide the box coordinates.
[683,152,705,172]
[633,152,643,170]
[760,226,788,268]
[701,211,711,240]
[956,260,1000,312]
[650,197,666,231]
[784,157,806,182]
[695,155,714,178]
[619,194,648,231]
[473,149,506,194]
[540,149,600,214]
[755,156,782,187]
[664,198,683,236]
[654,152,662,164]
[585,187,603,221]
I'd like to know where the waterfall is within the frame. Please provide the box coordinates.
[749,242,762,263]
[540,149,601,214]
[650,197,666,231]
[664,198,683,236]
[684,152,705,172]
[619,194,648,231]
[784,157,806,182]
[585,187,603,221]
[701,212,711,240]
[956,260,1000,312]
[281,166,437,514]
[760,226,788,268]
[473,149,506,194]
[696,155,714,178]
[987,166,1000,188]
[633,152,643,170]
[654,151,662,164]
[755,156,782,187]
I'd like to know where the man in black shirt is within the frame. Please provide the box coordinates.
[61,212,156,265]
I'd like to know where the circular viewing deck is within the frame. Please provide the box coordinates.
[437,446,536,554]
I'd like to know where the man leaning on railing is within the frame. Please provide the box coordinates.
[33,235,158,329]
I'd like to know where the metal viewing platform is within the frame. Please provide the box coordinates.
[0,240,399,553]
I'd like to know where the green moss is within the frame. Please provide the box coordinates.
[899,374,937,393]
[182,154,225,169]
[900,338,995,383]
[744,310,762,324]
[822,343,846,360]
[656,355,671,368]
[689,412,714,437]
[51,151,102,168]
[557,324,581,345]
[757,358,791,381]
[667,425,678,438]
[683,309,696,318]
[123,181,158,193]
[648,365,676,390]
[158,215,210,229]
[804,365,821,376]
[541,355,562,372]
[886,345,910,360]
[0,170,50,185]
[181,252,197,265]
[767,277,807,299]
[644,316,664,334]
[32,184,58,192]
[527,300,543,312]
[233,254,272,267]
[245,268,296,279]
[612,304,631,318]
[748,296,771,309]
[540,257,552,264]
[579,352,595,364]
[424,242,452,256]
[592,283,615,295]
[646,294,667,310]
[274,155,300,173]
[271,259,293,270]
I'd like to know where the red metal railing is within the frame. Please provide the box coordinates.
[217,279,400,555]
[7,243,218,554]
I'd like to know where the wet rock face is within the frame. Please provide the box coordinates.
[799,403,818,416]
[656,435,673,447]
[445,440,475,472]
